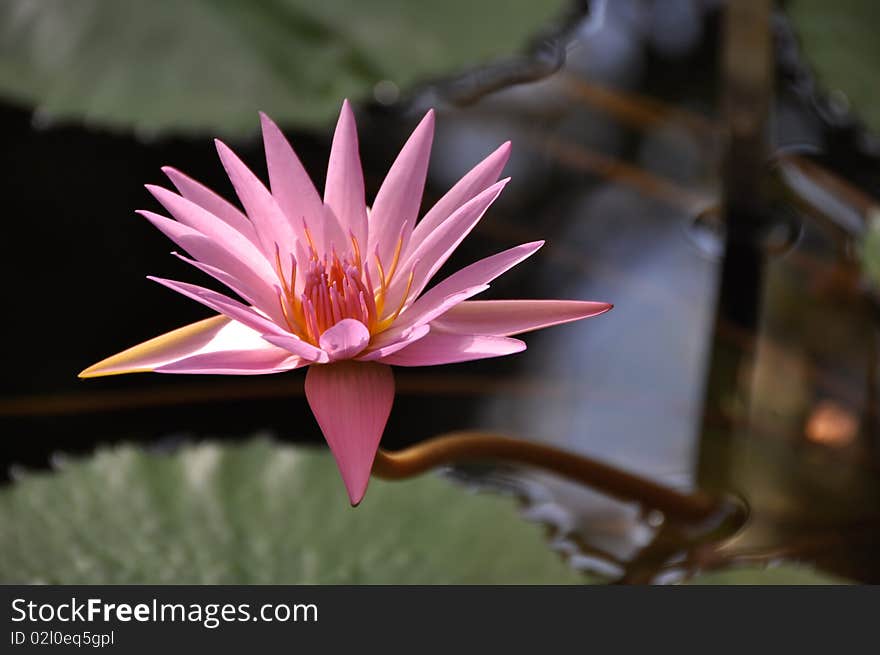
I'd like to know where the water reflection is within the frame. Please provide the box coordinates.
[472,177,718,577]
[418,0,880,581]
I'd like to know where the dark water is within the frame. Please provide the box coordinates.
[2,1,879,582]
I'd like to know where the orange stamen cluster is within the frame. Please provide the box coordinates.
[275,232,411,346]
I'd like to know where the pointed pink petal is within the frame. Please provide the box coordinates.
[357,324,430,361]
[137,211,278,300]
[79,316,296,377]
[407,141,511,258]
[259,112,323,223]
[318,318,370,361]
[369,110,435,270]
[324,100,368,252]
[148,276,283,334]
[433,300,613,336]
[215,139,300,262]
[401,241,544,324]
[304,362,394,505]
[161,167,259,244]
[369,241,542,350]
[156,348,305,375]
[362,241,546,357]
[148,276,328,363]
[171,251,286,325]
[372,284,488,350]
[384,178,509,313]
[141,188,273,278]
[377,332,525,367]
[259,112,346,254]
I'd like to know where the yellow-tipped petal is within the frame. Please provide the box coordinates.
[78,315,229,378]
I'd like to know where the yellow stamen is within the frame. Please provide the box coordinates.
[303,224,318,258]
[373,253,387,318]
[389,269,415,322]
[350,233,362,270]
[374,253,387,290]
[274,245,290,297]
[277,291,299,335]
[386,234,405,283]
[288,255,297,297]
[376,268,414,331]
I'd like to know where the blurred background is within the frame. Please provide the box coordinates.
[2,0,880,583]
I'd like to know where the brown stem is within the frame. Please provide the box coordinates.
[372,431,720,523]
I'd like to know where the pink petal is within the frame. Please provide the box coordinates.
[401,241,543,322]
[144,187,272,276]
[373,284,488,350]
[148,276,328,363]
[432,300,613,336]
[260,112,346,254]
[171,251,286,325]
[377,332,525,367]
[304,361,395,505]
[156,348,305,375]
[324,100,368,253]
[161,167,259,244]
[368,110,434,271]
[215,139,300,263]
[318,318,370,361]
[384,178,509,312]
[357,324,430,361]
[137,211,278,300]
[260,334,326,360]
[148,276,281,334]
[407,141,511,259]
[79,316,297,377]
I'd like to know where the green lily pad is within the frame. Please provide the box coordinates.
[0,439,586,584]
[0,0,569,136]
[0,439,849,584]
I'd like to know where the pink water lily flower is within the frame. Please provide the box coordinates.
[80,101,611,505]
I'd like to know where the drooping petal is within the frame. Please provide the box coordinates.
[79,316,298,377]
[148,276,328,362]
[318,318,371,361]
[368,110,434,270]
[324,100,368,252]
[432,300,613,336]
[377,332,525,367]
[398,241,544,326]
[383,178,509,313]
[161,166,259,244]
[260,112,345,254]
[304,361,395,505]
[407,141,511,258]
[215,139,300,264]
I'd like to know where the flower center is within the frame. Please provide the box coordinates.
[274,232,412,346]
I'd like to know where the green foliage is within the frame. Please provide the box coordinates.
[0,439,585,584]
[789,0,880,132]
[0,0,568,135]
[0,440,847,584]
